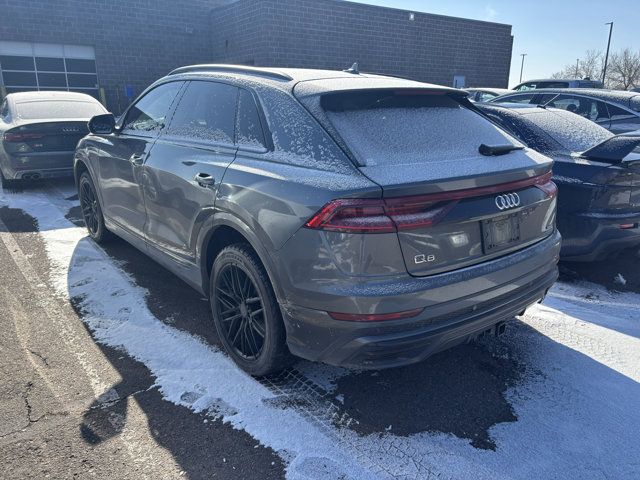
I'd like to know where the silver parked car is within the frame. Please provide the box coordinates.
[0,91,107,187]
[489,88,640,134]
[74,65,560,375]
[513,78,603,91]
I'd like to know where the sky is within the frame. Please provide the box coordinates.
[351,0,639,87]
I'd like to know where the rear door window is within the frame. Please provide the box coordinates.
[235,89,266,149]
[323,91,519,166]
[494,93,535,104]
[122,82,183,134]
[165,81,237,144]
[547,95,609,124]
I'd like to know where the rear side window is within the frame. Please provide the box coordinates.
[607,103,636,121]
[493,93,534,104]
[166,81,237,144]
[547,95,609,122]
[235,89,266,148]
[123,82,183,133]
[323,91,518,166]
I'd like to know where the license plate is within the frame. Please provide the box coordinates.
[482,214,521,253]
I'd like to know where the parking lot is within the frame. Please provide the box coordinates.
[1,178,638,479]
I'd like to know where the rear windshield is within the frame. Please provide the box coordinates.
[322,91,518,166]
[522,110,612,152]
[15,100,105,120]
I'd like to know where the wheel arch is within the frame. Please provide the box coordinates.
[198,214,285,303]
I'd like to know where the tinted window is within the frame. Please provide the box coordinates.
[35,57,65,72]
[607,103,636,121]
[236,89,265,148]
[494,93,535,104]
[166,81,237,144]
[2,71,37,87]
[123,82,183,133]
[323,91,519,166]
[0,55,34,70]
[478,92,498,102]
[547,95,609,122]
[537,81,569,89]
[630,96,640,112]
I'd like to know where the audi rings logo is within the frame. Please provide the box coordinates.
[495,193,521,210]
[62,127,80,133]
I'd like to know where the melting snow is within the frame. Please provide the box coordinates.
[2,187,639,479]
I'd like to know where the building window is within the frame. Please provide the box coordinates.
[0,41,99,99]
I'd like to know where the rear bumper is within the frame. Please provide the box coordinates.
[560,211,640,261]
[280,231,560,369]
[2,151,75,179]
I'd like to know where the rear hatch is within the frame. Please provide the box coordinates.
[3,120,89,153]
[299,86,556,276]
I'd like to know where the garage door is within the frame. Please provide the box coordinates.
[0,41,99,99]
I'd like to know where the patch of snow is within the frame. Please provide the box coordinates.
[2,187,640,480]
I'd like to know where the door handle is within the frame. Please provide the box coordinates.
[194,173,215,189]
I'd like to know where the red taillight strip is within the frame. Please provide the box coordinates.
[305,171,555,233]
[3,132,45,142]
[328,307,424,322]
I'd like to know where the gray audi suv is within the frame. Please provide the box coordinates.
[75,65,560,375]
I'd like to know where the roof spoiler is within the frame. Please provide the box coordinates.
[580,134,640,164]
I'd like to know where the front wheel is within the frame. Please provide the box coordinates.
[210,244,292,376]
[78,172,112,243]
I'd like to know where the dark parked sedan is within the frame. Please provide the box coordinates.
[74,65,560,375]
[478,103,640,261]
[0,91,107,187]
[489,88,640,134]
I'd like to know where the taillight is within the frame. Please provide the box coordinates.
[533,172,558,198]
[3,132,45,142]
[306,171,556,234]
[304,197,457,233]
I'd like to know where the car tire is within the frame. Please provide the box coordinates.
[78,172,112,244]
[210,244,292,376]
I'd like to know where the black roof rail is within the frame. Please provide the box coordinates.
[167,64,293,81]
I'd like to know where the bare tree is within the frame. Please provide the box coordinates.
[607,48,640,90]
[551,50,603,80]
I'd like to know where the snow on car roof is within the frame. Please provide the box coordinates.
[8,90,101,103]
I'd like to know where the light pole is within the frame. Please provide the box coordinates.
[575,59,580,77]
[602,22,614,85]
[519,54,527,83]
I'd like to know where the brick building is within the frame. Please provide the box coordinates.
[0,0,513,113]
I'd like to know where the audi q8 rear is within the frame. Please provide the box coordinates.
[75,65,560,375]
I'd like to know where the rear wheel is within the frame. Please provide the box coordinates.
[79,172,112,243]
[210,244,292,376]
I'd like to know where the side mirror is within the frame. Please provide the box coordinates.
[88,113,116,135]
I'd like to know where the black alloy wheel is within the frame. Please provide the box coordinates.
[78,172,111,243]
[211,244,292,376]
